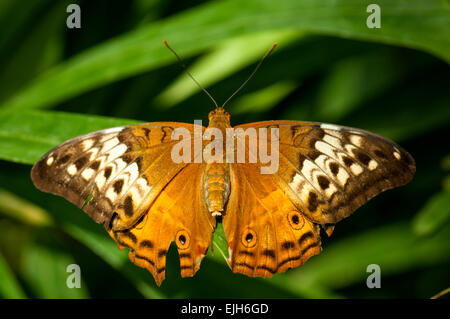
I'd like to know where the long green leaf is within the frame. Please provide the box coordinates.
[0,189,53,227]
[0,110,140,164]
[21,235,90,298]
[0,251,26,298]
[1,0,448,111]
[62,222,165,298]
[278,223,450,291]
[412,189,450,236]
[0,186,164,298]
[154,30,301,108]
[314,48,431,121]
[0,2,66,103]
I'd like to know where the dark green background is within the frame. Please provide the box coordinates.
[0,0,449,298]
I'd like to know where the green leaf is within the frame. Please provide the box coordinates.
[0,250,26,298]
[2,0,448,111]
[155,30,301,108]
[230,81,298,115]
[62,223,128,270]
[0,188,164,298]
[210,222,229,264]
[413,189,450,236]
[279,222,450,290]
[62,222,165,298]
[21,234,90,298]
[442,155,450,173]
[0,2,66,103]
[332,67,450,141]
[314,48,432,121]
[0,110,140,164]
[0,189,53,227]
[0,0,53,55]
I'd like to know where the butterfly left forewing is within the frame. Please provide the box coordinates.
[31,122,200,230]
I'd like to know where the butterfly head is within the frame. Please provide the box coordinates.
[208,107,231,127]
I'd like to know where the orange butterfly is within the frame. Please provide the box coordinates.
[31,43,415,286]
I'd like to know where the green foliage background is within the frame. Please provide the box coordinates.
[0,0,449,298]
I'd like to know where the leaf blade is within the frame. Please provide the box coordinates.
[0,110,140,164]
[2,0,448,111]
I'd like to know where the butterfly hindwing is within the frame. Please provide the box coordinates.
[223,162,321,277]
[107,163,215,286]
[31,122,199,231]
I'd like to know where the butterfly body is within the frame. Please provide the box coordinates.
[31,107,415,285]
[204,108,232,216]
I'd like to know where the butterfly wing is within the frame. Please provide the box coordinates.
[31,122,201,231]
[107,163,215,286]
[235,121,415,226]
[223,121,415,277]
[223,162,321,277]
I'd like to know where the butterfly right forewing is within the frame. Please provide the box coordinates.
[236,121,415,226]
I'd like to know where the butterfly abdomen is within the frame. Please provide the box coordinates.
[204,163,230,216]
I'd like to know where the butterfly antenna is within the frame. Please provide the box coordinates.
[163,40,219,108]
[221,42,277,109]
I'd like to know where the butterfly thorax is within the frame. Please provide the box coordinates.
[204,108,232,216]
[207,107,231,130]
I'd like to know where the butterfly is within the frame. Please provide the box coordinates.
[31,43,415,286]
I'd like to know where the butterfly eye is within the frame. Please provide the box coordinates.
[176,230,190,249]
[288,211,304,230]
[241,229,257,248]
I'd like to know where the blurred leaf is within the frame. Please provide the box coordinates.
[0,110,140,164]
[324,66,450,141]
[280,222,450,290]
[315,48,432,121]
[413,189,450,236]
[270,276,343,299]
[442,155,450,172]
[0,189,164,298]
[62,223,128,270]
[21,234,90,298]
[192,36,378,123]
[0,178,164,298]
[62,222,165,298]
[0,250,26,298]
[155,30,301,108]
[2,0,448,111]
[354,97,450,142]
[444,176,450,192]
[0,1,66,103]
[0,189,53,227]
[230,81,297,115]
[0,0,53,56]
